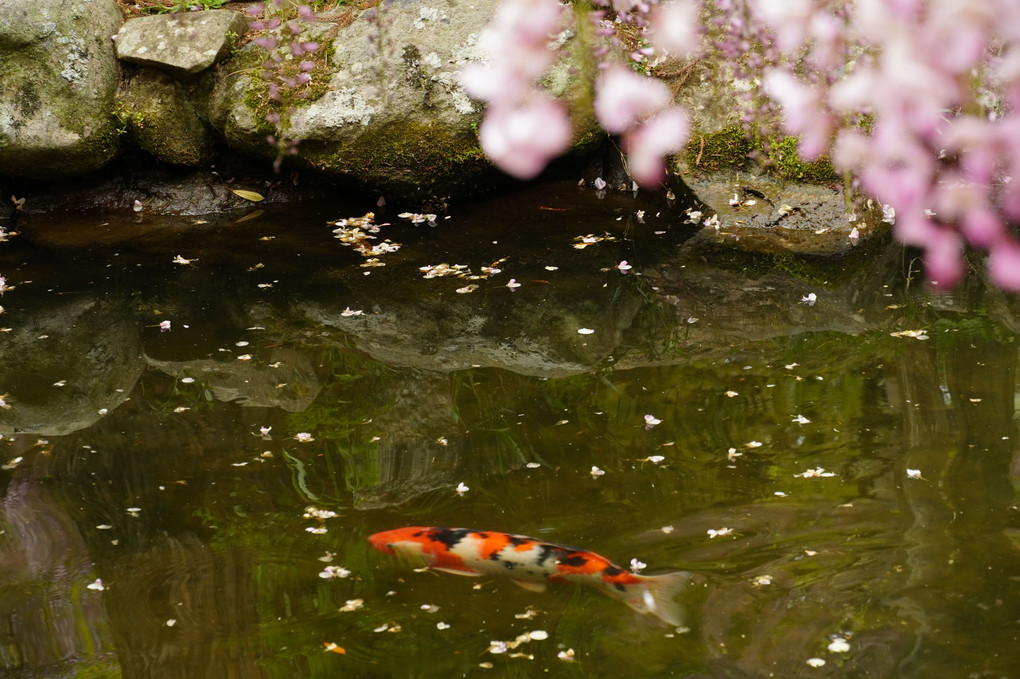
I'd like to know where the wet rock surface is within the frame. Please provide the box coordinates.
[14,165,327,221]
[683,175,882,257]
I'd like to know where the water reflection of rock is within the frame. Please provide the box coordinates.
[146,347,322,412]
[102,535,265,679]
[0,296,142,437]
[300,238,906,378]
[349,372,463,510]
[300,281,644,378]
[0,447,119,676]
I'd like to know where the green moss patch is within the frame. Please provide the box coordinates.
[683,127,754,173]
[301,120,490,196]
[683,126,840,185]
[759,135,840,184]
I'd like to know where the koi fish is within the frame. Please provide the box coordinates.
[368,526,693,626]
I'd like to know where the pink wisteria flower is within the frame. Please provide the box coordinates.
[478,97,572,180]
[763,70,831,160]
[594,64,672,135]
[753,0,1020,291]
[648,0,703,57]
[462,0,1020,291]
[625,108,691,186]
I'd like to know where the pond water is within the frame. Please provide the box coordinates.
[1,181,1018,678]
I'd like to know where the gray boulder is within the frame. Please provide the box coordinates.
[114,9,249,76]
[209,0,603,200]
[0,0,124,179]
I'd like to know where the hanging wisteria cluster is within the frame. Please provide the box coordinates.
[458,0,1020,290]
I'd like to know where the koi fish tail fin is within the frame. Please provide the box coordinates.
[624,571,697,627]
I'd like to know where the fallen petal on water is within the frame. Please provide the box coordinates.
[828,637,851,653]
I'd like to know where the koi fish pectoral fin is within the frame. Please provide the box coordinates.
[620,571,695,627]
[510,579,548,593]
[431,567,485,577]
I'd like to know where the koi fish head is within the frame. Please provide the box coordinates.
[368,527,434,565]
[368,529,399,554]
[369,527,423,553]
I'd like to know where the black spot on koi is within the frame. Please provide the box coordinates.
[533,544,556,567]
[426,527,474,550]
[557,553,590,568]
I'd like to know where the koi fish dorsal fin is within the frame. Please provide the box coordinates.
[432,566,484,577]
[510,579,548,593]
[621,572,693,627]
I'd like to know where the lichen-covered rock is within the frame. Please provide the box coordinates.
[114,9,249,76]
[208,0,603,200]
[0,0,123,179]
[116,68,216,166]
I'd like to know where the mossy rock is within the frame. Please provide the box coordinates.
[0,0,124,179]
[116,67,216,166]
[207,0,608,202]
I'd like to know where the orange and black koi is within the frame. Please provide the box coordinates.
[368,526,693,626]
